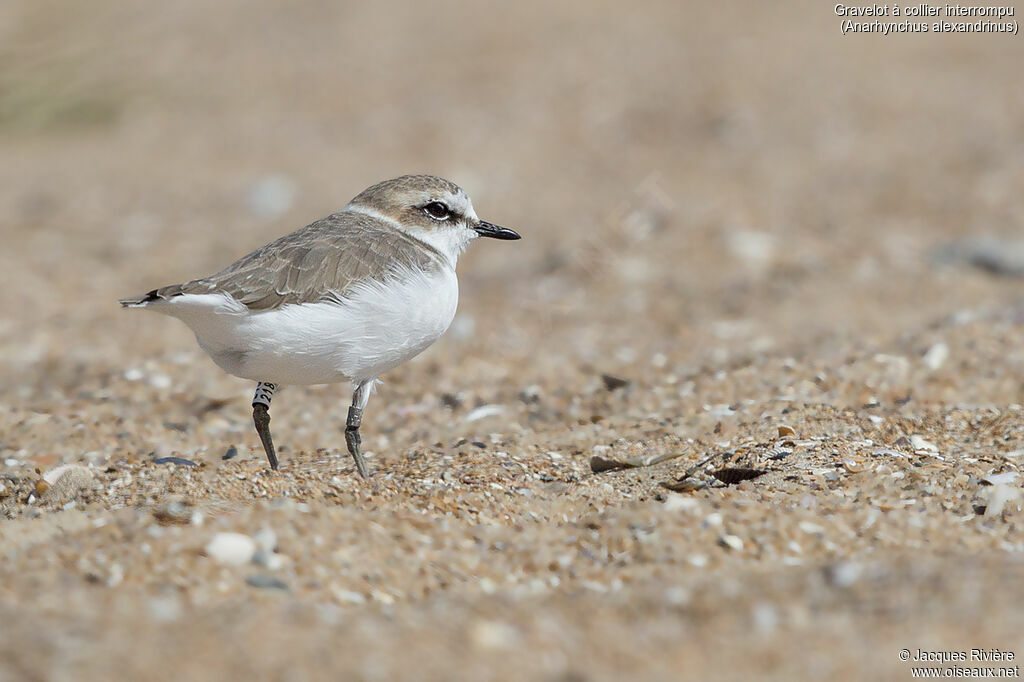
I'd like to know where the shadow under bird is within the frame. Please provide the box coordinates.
[120,175,521,476]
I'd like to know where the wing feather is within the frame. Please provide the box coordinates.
[143,212,446,311]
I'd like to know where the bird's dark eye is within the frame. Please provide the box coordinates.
[422,201,450,221]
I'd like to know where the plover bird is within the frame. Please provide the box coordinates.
[121,175,520,476]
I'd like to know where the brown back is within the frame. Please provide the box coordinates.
[145,211,447,311]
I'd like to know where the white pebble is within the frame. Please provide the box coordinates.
[922,342,949,371]
[332,587,366,605]
[705,403,736,418]
[798,521,825,535]
[718,534,744,551]
[205,532,256,566]
[253,550,287,570]
[687,553,708,567]
[470,620,520,650]
[148,594,184,623]
[702,512,723,528]
[465,404,505,422]
[663,496,700,513]
[826,561,862,588]
[664,586,690,606]
[253,527,277,553]
[751,602,779,633]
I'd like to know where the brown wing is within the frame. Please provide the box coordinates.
[130,212,446,311]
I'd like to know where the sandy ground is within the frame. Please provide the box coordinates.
[3,1,1024,680]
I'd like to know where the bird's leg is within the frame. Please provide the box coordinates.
[252,382,279,470]
[345,379,374,478]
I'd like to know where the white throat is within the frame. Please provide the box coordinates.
[404,223,476,266]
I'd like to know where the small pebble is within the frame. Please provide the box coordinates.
[703,513,723,528]
[246,574,289,590]
[751,603,779,634]
[664,586,690,606]
[687,554,709,567]
[253,551,286,570]
[718,534,744,551]
[153,456,199,467]
[147,594,184,623]
[824,561,862,588]
[922,342,949,371]
[253,527,277,553]
[798,521,825,535]
[470,620,520,650]
[333,588,366,605]
[662,495,700,512]
[712,467,768,485]
[222,446,238,461]
[601,374,629,391]
[153,496,193,525]
[205,532,257,566]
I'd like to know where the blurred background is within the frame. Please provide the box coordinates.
[3,1,1024,680]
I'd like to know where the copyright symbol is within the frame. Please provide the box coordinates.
[900,649,911,661]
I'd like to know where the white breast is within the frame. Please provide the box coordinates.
[151,265,460,385]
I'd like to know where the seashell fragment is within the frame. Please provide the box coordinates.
[983,484,1023,517]
[842,459,867,473]
[660,477,707,493]
[40,465,94,506]
[908,435,938,453]
[981,471,1020,487]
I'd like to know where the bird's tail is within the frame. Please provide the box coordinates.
[119,286,181,308]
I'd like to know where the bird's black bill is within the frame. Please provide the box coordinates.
[474,221,521,240]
